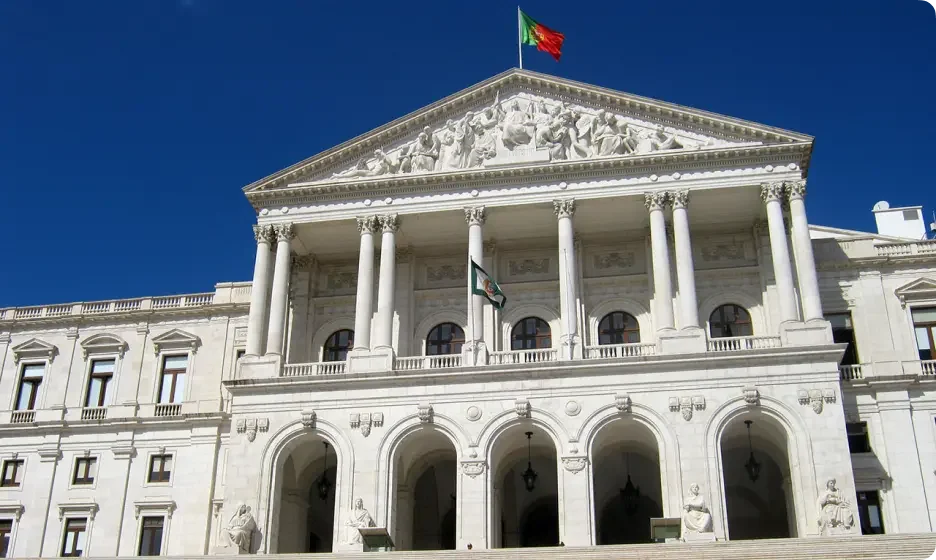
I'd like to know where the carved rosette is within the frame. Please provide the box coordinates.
[378,213,400,233]
[615,393,632,413]
[273,223,296,242]
[356,216,379,235]
[760,182,786,203]
[670,189,689,210]
[461,461,486,478]
[464,206,487,226]
[786,180,807,201]
[252,224,275,244]
[562,457,588,473]
[553,199,576,219]
[644,192,667,212]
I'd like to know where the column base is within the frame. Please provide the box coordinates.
[347,348,395,373]
[213,546,249,555]
[658,327,707,355]
[779,319,833,346]
[462,341,488,366]
[236,354,281,380]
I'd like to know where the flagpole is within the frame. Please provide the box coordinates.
[517,6,523,69]
[468,255,476,347]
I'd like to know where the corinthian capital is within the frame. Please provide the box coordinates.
[553,199,576,219]
[273,223,296,242]
[356,216,379,235]
[644,192,667,212]
[785,180,806,200]
[378,213,400,233]
[464,206,486,226]
[252,224,275,244]
[760,182,786,203]
[670,190,689,209]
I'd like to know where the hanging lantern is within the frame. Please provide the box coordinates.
[744,420,761,483]
[521,431,538,492]
[317,441,332,500]
[619,453,641,516]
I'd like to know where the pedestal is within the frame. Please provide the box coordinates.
[658,327,707,355]
[779,319,834,346]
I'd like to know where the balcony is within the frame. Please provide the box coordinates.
[153,404,182,417]
[283,362,348,376]
[10,410,35,424]
[707,336,781,352]
[80,407,107,421]
[922,360,936,376]
[489,348,559,365]
[839,364,865,381]
[584,342,656,359]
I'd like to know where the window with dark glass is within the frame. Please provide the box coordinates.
[158,356,187,404]
[827,313,859,366]
[511,317,552,350]
[708,304,753,338]
[912,307,936,361]
[0,460,23,488]
[85,359,114,408]
[846,422,871,453]
[148,454,172,483]
[14,364,44,411]
[61,518,87,557]
[426,323,465,355]
[0,519,12,558]
[72,457,97,485]
[323,330,354,362]
[138,516,164,556]
[598,312,640,345]
[856,491,885,534]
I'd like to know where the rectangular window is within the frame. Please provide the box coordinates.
[158,356,187,404]
[148,454,172,483]
[913,307,936,361]
[0,519,12,558]
[827,313,859,366]
[14,364,44,411]
[72,458,97,485]
[846,422,871,453]
[61,518,87,557]
[856,491,885,534]
[84,359,114,408]
[137,516,164,556]
[0,460,23,488]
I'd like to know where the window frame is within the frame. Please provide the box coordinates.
[708,304,754,338]
[846,422,872,454]
[0,505,23,560]
[156,355,188,405]
[60,517,88,557]
[146,453,173,485]
[137,516,165,556]
[322,329,354,362]
[597,311,641,345]
[856,490,885,535]
[71,456,98,487]
[13,362,46,411]
[510,317,552,350]
[910,306,936,361]
[0,518,13,559]
[83,358,116,409]
[0,460,24,489]
[826,311,860,366]
[425,323,466,356]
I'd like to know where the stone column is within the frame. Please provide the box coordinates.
[458,461,488,549]
[353,217,378,351]
[670,190,700,328]
[246,224,275,357]
[465,207,486,349]
[266,223,295,356]
[761,183,799,322]
[554,199,579,359]
[646,192,675,331]
[558,458,593,546]
[374,214,399,350]
[786,180,823,321]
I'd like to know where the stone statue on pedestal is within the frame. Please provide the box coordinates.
[345,497,375,545]
[817,478,855,535]
[682,483,714,535]
[221,504,256,553]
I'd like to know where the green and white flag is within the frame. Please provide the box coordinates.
[470,259,506,310]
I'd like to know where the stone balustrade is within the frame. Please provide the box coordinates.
[707,335,782,352]
[584,343,656,359]
[839,364,865,381]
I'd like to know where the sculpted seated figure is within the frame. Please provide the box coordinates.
[682,484,713,534]
[817,478,855,535]
[345,497,376,545]
[222,504,256,553]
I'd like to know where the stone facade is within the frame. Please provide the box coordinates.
[1,69,935,557]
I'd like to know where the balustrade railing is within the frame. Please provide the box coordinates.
[282,361,347,377]
[707,336,782,352]
[394,356,424,371]
[428,354,462,368]
[584,343,656,359]
[489,348,559,365]
[876,240,936,257]
[839,364,864,381]
[922,360,936,377]
[154,403,182,417]
[10,410,35,423]
[81,407,107,421]
[1,291,216,322]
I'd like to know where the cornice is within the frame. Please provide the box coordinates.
[0,302,248,332]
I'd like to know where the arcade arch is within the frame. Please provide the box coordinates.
[273,432,338,552]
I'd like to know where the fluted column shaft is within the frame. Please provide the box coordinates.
[374,214,399,350]
[246,225,275,357]
[671,190,699,328]
[554,199,578,356]
[353,217,378,351]
[646,193,675,331]
[266,223,296,356]
[787,181,822,320]
[465,207,486,345]
[762,183,799,322]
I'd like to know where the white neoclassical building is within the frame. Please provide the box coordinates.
[2,69,936,558]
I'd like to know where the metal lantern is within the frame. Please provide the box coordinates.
[619,453,641,516]
[744,420,762,483]
[317,441,332,500]
[521,431,538,492]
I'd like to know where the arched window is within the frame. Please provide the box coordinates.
[426,323,465,355]
[511,317,552,350]
[598,312,641,345]
[709,304,753,338]
[323,329,354,362]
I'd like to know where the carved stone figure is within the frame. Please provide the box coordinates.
[501,99,535,150]
[345,497,376,545]
[634,127,679,154]
[591,110,631,156]
[221,504,256,553]
[682,484,713,534]
[437,119,460,171]
[408,131,439,172]
[817,478,854,535]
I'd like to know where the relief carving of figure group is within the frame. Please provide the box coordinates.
[332,92,714,180]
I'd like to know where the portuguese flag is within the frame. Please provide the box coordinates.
[519,9,565,62]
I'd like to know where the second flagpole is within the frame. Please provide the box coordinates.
[517,6,523,69]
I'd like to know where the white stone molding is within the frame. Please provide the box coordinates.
[57,501,99,521]
[377,213,400,233]
[253,223,276,244]
[561,456,588,473]
[309,317,355,362]
[134,499,176,520]
[466,406,482,422]
[461,461,486,478]
[553,198,576,219]
[564,400,582,416]
[11,338,57,364]
[475,407,571,459]
[464,206,486,226]
[797,389,836,415]
[151,329,200,355]
[349,412,384,437]
[79,333,128,360]
[669,396,705,421]
[417,403,433,423]
[895,277,936,308]
[742,386,760,406]
[498,302,561,350]
[614,393,632,413]
[300,410,316,429]
[412,310,468,356]
[586,297,653,347]
[273,222,296,242]
[514,398,531,418]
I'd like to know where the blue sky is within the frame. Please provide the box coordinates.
[1,0,934,307]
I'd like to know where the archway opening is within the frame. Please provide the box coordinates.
[592,417,663,545]
[491,424,560,548]
[392,427,457,551]
[720,412,795,540]
[274,433,337,553]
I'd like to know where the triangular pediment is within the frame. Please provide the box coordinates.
[12,338,58,364]
[80,333,129,359]
[896,278,936,305]
[151,329,200,355]
[244,69,812,197]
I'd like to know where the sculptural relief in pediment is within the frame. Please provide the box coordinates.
[320,92,759,183]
